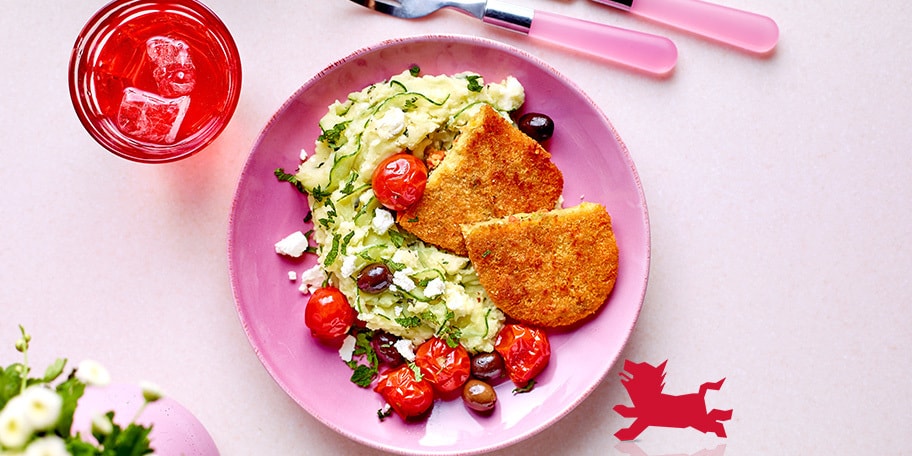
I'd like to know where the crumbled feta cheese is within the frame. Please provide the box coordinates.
[394,339,416,362]
[374,107,406,139]
[274,231,309,257]
[339,335,357,361]
[372,208,395,234]
[392,268,416,292]
[298,264,327,295]
[340,255,357,278]
[424,278,445,298]
[445,291,467,312]
[288,271,297,281]
[359,189,375,206]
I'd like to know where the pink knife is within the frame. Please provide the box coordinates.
[592,0,779,54]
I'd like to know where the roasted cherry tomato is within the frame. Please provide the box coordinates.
[374,364,435,420]
[304,287,355,343]
[371,153,428,211]
[494,324,551,386]
[415,337,471,394]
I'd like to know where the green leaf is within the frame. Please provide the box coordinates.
[66,437,101,456]
[274,168,308,194]
[409,64,421,77]
[318,121,350,150]
[43,357,67,383]
[324,233,342,267]
[395,316,421,328]
[55,375,86,437]
[350,365,375,388]
[0,364,26,410]
[466,75,484,92]
[388,229,405,248]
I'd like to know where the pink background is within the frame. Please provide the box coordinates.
[2,1,910,454]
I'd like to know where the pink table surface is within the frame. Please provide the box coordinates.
[2,1,910,455]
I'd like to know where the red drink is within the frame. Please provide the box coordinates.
[70,0,241,163]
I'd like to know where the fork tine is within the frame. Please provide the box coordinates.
[348,0,407,18]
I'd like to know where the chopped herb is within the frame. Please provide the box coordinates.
[409,64,421,77]
[346,329,379,387]
[324,233,341,266]
[310,185,332,202]
[395,315,422,328]
[482,250,492,258]
[466,75,484,92]
[403,97,419,111]
[350,364,375,387]
[513,379,537,394]
[274,168,307,194]
[340,231,356,254]
[377,405,393,421]
[408,362,423,381]
[340,172,359,195]
[388,229,405,248]
[407,216,419,223]
[303,211,313,223]
[386,260,407,272]
[435,310,462,348]
[318,121,350,150]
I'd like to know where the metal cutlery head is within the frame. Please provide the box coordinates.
[348,0,449,19]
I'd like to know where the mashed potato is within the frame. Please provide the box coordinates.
[294,68,524,353]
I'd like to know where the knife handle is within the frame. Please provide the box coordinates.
[601,0,779,54]
[528,10,678,75]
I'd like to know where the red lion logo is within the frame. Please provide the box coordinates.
[614,360,732,440]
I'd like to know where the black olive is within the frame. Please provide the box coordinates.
[471,351,505,382]
[357,263,392,293]
[370,331,405,366]
[517,113,554,142]
[462,379,497,413]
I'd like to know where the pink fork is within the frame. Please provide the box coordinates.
[348,0,678,75]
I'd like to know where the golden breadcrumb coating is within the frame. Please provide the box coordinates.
[397,104,563,256]
[462,202,619,328]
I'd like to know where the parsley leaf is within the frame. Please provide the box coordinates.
[395,316,422,328]
[466,75,483,92]
[274,168,307,194]
[409,64,421,77]
[318,121,350,150]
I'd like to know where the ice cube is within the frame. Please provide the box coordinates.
[146,36,196,97]
[116,87,190,144]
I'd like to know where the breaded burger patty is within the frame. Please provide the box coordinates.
[461,202,619,328]
[397,104,563,256]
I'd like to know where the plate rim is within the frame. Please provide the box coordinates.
[227,33,651,455]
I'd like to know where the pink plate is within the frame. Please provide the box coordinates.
[228,35,650,455]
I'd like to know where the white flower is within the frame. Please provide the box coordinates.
[140,381,164,402]
[91,412,113,436]
[24,435,68,456]
[19,386,62,430]
[0,397,33,450]
[76,359,110,386]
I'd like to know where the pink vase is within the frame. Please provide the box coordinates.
[71,384,219,455]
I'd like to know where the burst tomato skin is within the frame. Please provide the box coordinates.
[414,337,471,394]
[494,324,551,386]
[304,287,355,343]
[374,364,435,419]
[371,153,428,211]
